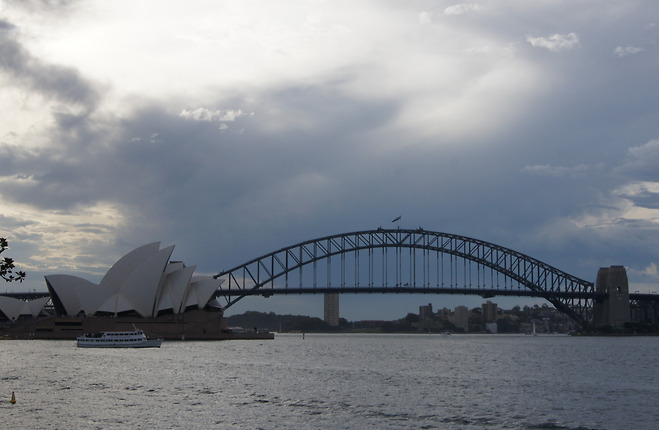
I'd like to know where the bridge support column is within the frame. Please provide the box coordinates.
[324,293,340,326]
[593,265,630,328]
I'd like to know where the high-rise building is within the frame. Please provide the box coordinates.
[482,300,498,323]
[450,306,470,332]
[419,303,433,319]
[324,293,340,326]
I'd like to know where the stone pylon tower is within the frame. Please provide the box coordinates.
[324,293,339,326]
[593,265,630,328]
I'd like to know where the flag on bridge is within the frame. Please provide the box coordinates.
[392,216,401,223]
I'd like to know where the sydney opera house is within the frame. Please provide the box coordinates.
[1,242,271,340]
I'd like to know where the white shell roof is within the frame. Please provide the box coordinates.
[157,265,195,314]
[100,242,160,291]
[44,243,220,318]
[0,296,50,320]
[45,274,109,316]
[181,278,220,313]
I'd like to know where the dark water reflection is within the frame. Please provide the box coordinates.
[2,334,658,429]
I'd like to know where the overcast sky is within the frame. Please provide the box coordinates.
[1,1,658,320]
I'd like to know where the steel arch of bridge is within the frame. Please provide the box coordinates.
[214,228,597,327]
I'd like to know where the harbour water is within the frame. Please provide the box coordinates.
[2,333,658,429]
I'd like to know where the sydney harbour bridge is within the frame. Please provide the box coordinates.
[213,228,658,329]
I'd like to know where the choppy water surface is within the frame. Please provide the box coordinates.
[1,334,658,429]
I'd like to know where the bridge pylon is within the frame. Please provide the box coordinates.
[324,293,340,326]
[592,266,630,328]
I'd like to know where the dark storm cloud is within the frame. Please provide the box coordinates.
[3,1,659,316]
[108,88,401,260]
[0,82,397,225]
[4,76,651,286]
[0,20,15,32]
[27,88,392,274]
[0,20,100,111]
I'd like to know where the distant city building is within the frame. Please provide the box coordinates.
[482,300,498,323]
[419,303,433,319]
[324,293,340,326]
[450,305,470,332]
[485,322,498,334]
[437,307,451,319]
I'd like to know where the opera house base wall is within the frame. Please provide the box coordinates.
[2,309,274,341]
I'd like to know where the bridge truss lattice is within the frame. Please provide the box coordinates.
[214,229,596,327]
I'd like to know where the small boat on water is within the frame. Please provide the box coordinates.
[77,328,162,348]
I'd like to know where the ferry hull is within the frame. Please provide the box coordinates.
[77,339,163,348]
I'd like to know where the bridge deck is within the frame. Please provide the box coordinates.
[221,287,602,300]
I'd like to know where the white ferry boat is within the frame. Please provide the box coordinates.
[77,328,163,348]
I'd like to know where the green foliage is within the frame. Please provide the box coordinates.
[1,238,26,283]
[227,311,336,332]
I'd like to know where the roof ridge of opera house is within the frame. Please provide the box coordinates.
[42,242,222,318]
